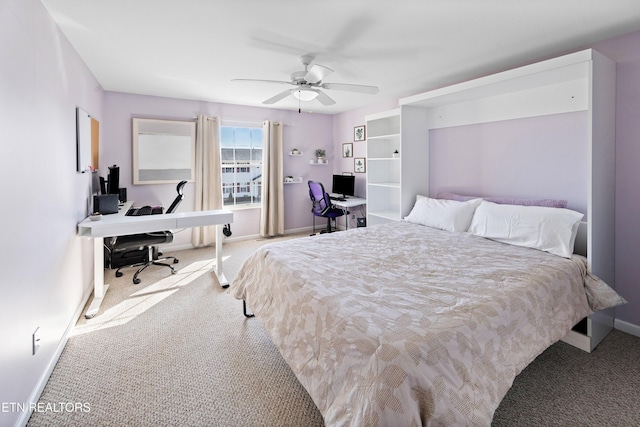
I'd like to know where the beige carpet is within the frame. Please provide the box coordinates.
[28,234,640,426]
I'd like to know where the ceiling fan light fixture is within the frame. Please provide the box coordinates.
[292,88,319,101]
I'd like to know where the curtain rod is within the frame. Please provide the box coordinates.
[192,116,293,126]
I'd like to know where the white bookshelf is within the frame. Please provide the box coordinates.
[365,108,429,225]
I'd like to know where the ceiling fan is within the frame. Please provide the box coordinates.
[232,55,379,106]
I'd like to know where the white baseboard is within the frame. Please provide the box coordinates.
[16,285,94,427]
[615,319,640,338]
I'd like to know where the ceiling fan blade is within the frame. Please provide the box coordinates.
[315,91,336,106]
[321,82,379,94]
[231,78,292,86]
[262,90,292,105]
[305,64,333,84]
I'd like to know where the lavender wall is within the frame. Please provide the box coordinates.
[429,111,589,215]
[1,0,104,425]
[103,92,334,245]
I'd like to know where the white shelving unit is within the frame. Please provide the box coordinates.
[391,48,616,352]
[365,108,429,226]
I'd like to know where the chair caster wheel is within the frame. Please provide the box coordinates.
[115,271,123,277]
[171,269,177,274]
[173,259,179,264]
[133,278,141,284]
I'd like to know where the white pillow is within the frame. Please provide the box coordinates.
[404,196,482,232]
[467,201,584,258]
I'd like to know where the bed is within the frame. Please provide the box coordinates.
[230,198,624,426]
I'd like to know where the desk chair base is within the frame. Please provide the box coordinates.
[312,216,339,234]
[115,246,179,285]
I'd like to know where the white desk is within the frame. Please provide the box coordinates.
[329,194,367,230]
[78,202,233,318]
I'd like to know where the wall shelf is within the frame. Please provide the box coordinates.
[284,178,304,184]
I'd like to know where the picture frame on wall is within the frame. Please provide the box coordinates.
[354,125,366,142]
[342,142,353,157]
[354,157,366,173]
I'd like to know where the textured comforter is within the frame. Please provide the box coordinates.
[230,222,622,426]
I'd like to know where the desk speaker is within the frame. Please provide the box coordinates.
[93,194,119,215]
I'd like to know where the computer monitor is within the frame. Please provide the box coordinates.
[332,174,355,198]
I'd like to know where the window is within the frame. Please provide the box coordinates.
[221,126,263,207]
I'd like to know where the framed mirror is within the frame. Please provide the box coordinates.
[132,118,196,184]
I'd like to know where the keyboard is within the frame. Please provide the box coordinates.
[330,196,346,202]
[126,206,161,216]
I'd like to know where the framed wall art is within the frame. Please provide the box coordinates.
[342,142,353,157]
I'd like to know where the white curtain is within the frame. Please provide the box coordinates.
[260,120,284,237]
[192,115,223,247]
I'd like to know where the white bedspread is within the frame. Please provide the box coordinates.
[230,222,622,426]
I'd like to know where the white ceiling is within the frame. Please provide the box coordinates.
[40,0,640,115]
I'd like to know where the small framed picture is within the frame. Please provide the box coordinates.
[354,157,366,173]
[354,125,366,142]
[342,142,353,158]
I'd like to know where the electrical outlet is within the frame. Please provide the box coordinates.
[32,327,41,355]
[351,214,356,219]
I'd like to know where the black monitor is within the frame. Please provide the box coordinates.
[332,174,355,198]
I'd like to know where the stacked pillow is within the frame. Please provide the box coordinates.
[404,194,584,258]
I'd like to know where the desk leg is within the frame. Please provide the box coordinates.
[85,238,109,319]
[216,224,229,288]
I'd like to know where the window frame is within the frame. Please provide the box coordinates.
[220,124,263,209]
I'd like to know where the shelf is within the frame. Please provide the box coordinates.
[289,151,303,156]
[367,181,400,188]
[367,133,401,140]
[368,210,401,221]
[309,160,328,165]
[284,178,304,184]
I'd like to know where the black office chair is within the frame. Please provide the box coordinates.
[107,180,187,284]
[308,180,345,233]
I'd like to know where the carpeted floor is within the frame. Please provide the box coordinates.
[28,235,640,427]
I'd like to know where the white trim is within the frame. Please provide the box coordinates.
[17,286,94,427]
[615,319,640,338]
